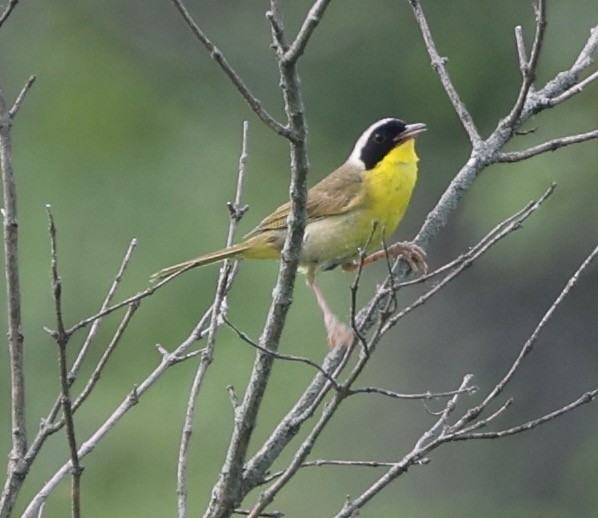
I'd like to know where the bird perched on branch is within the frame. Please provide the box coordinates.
[152,118,428,348]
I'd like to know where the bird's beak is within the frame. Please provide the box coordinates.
[394,122,427,143]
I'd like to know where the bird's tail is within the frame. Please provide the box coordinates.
[150,242,251,282]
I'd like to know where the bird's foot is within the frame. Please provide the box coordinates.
[343,241,428,275]
[387,241,428,274]
[323,313,355,349]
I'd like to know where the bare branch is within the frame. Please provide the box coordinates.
[205,2,314,513]
[407,0,481,144]
[247,389,349,518]
[548,69,598,106]
[177,122,250,518]
[350,385,477,401]
[505,0,547,128]
[70,239,138,379]
[0,0,20,29]
[21,305,222,517]
[18,238,139,480]
[260,459,410,485]
[283,0,333,63]
[225,316,341,391]
[233,510,284,518]
[335,376,474,517]
[0,78,27,518]
[72,302,140,414]
[46,206,83,517]
[453,389,598,440]
[8,75,35,119]
[497,129,598,162]
[449,242,598,432]
[169,0,291,140]
[382,185,556,333]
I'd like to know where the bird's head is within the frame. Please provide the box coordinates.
[348,118,427,170]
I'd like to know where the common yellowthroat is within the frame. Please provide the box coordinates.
[152,118,427,348]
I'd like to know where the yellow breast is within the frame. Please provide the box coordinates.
[362,138,419,245]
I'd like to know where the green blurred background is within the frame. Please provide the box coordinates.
[1,0,597,516]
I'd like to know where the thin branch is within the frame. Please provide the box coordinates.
[0,0,20,29]
[0,78,27,518]
[46,207,83,518]
[65,273,174,336]
[177,122,250,518]
[505,0,547,129]
[21,304,224,517]
[349,222,379,356]
[224,317,341,391]
[449,242,598,432]
[70,239,137,380]
[72,302,140,413]
[19,238,139,476]
[247,389,349,518]
[350,385,477,401]
[497,129,598,162]
[382,185,556,333]
[335,376,474,518]
[283,0,333,63]
[169,0,291,140]
[233,510,284,518]
[240,185,555,505]
[260,459,407,486]
[241,345,348,491]
[453,389,598,440]
[407,0,481,144]
[548,69,598,105]
[8,75,35,119]
[453,398,514,437]
[205,2,314,514]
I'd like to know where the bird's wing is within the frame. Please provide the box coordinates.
[248,164,365,234]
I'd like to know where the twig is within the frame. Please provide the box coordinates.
[335,376,474,517]
[453,389,598,440]
[407,0,481,144]
[505,0,547,129]
[204,2,315,514]
[65,272,175,336]
[241,345,347,489]
[177,122,249,518]
[0,79,27,518]
[448,242,598,432]
[247,389,349,518]
[21,303,222,517]
[382,185,556,333]
[548,69,598,105]
[22,236,242,516]
[497,129,598,162]
[71,239,137,376]
[8,75,36,119]
[169,0,291,140]
[283,0,332,63]
[224,316,341,391]
[46,207,83,517]
[259,459,404,485]
[240,185,554,508]
[0,0,20,29]
[233,510,284,518]
[350,385,477,401]
[349,222,379,356]
[72,302,140,413]
[19,238,139,476]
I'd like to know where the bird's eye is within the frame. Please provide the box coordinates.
[373,133,385,143]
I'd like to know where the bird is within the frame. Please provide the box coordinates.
[151,118,428,348]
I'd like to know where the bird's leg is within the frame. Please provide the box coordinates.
[307,276,354,349]
[342,241,428,275]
